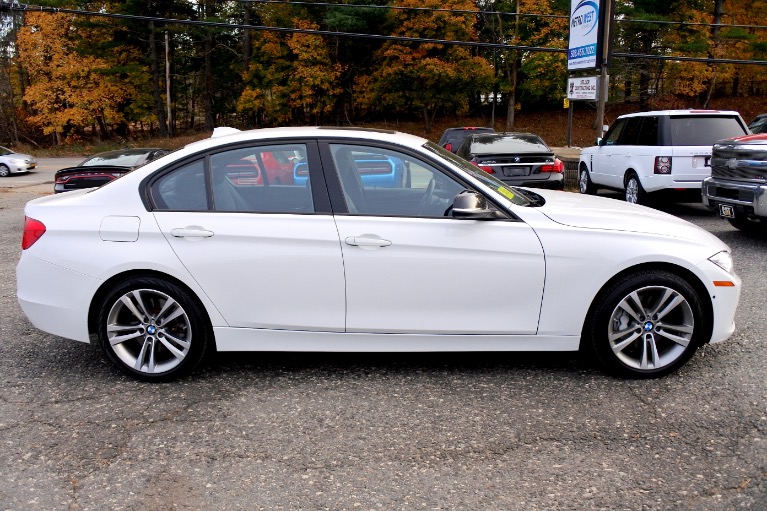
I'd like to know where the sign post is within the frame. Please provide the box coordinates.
[567,0,613,141]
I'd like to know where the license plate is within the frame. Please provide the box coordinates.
[718,203,735,218]
[502,166,530,177]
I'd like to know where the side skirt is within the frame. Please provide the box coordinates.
[213,327,580,352]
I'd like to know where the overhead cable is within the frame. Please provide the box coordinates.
[3,2,766,66]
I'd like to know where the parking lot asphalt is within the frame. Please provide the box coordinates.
[1,182,766,509]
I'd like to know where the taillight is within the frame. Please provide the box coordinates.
[470,161,494,173]
[22,216,46,250]
[540,159,564,173]
[654,156,672,174]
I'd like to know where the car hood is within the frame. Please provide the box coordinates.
[527,189,726,247]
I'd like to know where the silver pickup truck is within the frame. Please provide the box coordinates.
[702,134,767,234]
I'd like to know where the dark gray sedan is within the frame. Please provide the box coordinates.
[455,132,564,190]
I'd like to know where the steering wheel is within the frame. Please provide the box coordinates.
[416,178,436,215]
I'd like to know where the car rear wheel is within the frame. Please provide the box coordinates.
[578,164,596,194]
[625,173,647,205]
[583,270,706,379]
[97,276,212,382]
[0,164,9,177]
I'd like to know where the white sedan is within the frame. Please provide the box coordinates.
[0,145,37,177]
[16,127,741,382]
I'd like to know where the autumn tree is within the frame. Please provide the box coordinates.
[356,0,494,133]
[480,0,569,129]
[16,11,149,143]
[239,14,343,125]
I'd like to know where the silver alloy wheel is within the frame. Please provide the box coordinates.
[625,177,639,203]
[106,288,192,374]
[608,285,694,371]
[579,169,589,193]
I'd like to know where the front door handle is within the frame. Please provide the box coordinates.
[345,235,392,249]
[171,227,214,238]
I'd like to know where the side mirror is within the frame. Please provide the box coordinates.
[452,190,493,219]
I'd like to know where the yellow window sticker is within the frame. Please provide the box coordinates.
[497,187,515,200]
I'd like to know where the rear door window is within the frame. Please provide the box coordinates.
[635,116,659,146]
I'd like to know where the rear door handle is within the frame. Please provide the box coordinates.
[345,236,392,249]
[171,227,214,238]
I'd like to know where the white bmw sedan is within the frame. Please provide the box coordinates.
[17,127,741,382]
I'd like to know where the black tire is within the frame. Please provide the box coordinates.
[97,276,212,382]
[727,217,767,235]
[578,164,596,194]
[582,270,708,379]
[625,172,648,205]
[0,164,9,177]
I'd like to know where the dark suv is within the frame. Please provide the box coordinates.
[702,134,767,233]
[438,127,495,153]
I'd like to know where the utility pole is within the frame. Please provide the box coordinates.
[165,31,172,138]
[595,0,613,140]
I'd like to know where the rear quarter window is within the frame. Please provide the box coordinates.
[668,116,747,146]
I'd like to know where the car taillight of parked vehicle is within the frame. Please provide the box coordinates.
[470,160,495,173]
[22,216,46,250]
[540,159,564,173]
[654,156,672,174]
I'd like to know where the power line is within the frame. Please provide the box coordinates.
[3,2,766,66]
[241,0,767,30]
[242,0,567,20]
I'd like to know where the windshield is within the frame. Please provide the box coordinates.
[81,150,154,167]
[423,141,532,206]
[470,134,550,154]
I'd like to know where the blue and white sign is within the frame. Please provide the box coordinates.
[568,0,602,70]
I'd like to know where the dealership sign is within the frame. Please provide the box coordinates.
[568,0,603,70]
[567,76,599,101]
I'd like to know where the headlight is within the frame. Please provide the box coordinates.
[709,251,734,274]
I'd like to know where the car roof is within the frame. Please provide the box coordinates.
[616,109,741,119]
[185,127,430,153]
[441,127,494,133]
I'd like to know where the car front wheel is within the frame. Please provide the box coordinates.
[97,276,212,382]
[578,165,596,194]
[583,270,707,378]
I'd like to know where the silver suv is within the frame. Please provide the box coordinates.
[702,134,767,234]
[578,110,748,205]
